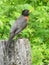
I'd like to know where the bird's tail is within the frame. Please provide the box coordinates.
[6,33,14,53]
[7,32,15,47]
[6,37,13,61]
[6,33,15,60]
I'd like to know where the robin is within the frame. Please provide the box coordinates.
[6,9,31,60]
[8,9,31,41]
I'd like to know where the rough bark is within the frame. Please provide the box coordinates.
[0,38,31,65]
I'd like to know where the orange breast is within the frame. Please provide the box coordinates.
[25,16,29,21]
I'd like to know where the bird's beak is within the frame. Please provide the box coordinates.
[29,10,32,13]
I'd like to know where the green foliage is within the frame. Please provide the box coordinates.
[0,0,49,65]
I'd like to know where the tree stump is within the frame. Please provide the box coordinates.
[0,38,31,65]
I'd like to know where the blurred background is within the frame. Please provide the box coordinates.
[0,0,49,65]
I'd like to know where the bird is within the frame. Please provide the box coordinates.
[8,9,31,42]
[6,9,31,61]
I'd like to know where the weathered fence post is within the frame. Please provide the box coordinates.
[0,38,31,65]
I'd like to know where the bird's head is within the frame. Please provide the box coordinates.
[22,9,31,16]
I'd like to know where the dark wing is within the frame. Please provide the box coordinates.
[10,18,27,39]
[10,15,27,34]
[15,15,28,34]
[10,21,18,34]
